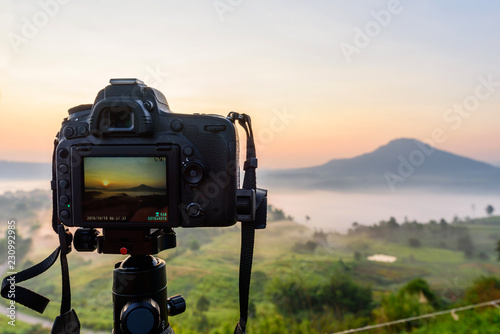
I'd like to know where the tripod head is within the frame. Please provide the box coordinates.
[73,227,177,255]
[74,228,185,334]
[113,254,185,334]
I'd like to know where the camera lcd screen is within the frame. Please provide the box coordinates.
[82,157,168,223]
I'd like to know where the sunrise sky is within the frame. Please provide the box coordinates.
[84,157,167,190]
[1,1,499,169]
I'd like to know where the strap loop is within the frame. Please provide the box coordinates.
[228,112,268,333]
[244,158,258,171]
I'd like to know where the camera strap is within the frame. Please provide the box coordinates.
[1,139,80,333]
[228,112,268,334]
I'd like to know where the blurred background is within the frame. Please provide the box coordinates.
[1,1,500,333]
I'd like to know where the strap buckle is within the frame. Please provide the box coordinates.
[236,189,256,223]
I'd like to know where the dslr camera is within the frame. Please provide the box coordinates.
[55,78,260,254]
[2,78,266,334]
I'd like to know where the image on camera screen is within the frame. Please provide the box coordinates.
[82,157,168,223]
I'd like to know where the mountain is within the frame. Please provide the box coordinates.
[260,138,500,193]
[2,139,499,193]
[114,184,165,192]
[0,160,51,180]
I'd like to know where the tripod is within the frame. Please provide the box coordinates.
[74,228,186,334]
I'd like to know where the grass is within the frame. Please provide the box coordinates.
[6,216,500,331]
[3,190,500,332]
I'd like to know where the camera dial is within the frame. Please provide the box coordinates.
[182,161,204,185]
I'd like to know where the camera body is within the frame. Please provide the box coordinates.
[55,79,239,229]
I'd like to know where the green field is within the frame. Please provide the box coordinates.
[1,191,500,333]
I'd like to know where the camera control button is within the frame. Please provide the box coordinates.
[58,164,69,174]
[58,149,69,159]
[187,203,203,217]
[59,180,69,189]
[60,195,70,204]
[144,101,154,111]
[60,210,70,220]
[77,125,88,135]
[63,127,74,138]
[170,119,183,132]
[183,146,193,156]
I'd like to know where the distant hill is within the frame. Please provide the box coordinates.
[115,184,165,192]
[2,139,500,193]
[0,160,51,180]
[260,138,500,193]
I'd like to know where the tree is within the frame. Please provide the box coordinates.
[189,239,200,251]
[496,240,500,261]
[464,276,500,304]
[196,295,211,312]
[268,272,374,319]
[374,282,435,333]
[457,235,474,258]
[305,240,318,252]
[408,238,421,248]
[387,217,399,229]
[315,274,374,319]
[403,278,437,305]
[248,301,256,318]
[313,230,327,244]
[486,205,495,216]
[478,252,489,261]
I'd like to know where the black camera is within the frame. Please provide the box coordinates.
[2,78,266,334]
[55,78,240,230]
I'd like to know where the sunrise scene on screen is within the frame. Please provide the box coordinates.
[84,157,167,194]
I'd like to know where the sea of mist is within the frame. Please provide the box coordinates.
[269,189,500,233]
[2,180,498,234]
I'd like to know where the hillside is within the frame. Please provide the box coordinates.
[2,191,500,333]
[260,138,500,193]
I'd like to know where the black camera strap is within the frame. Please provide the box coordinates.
[228,112,268,334]
[1,139,80,333]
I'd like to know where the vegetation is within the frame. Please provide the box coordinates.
[0,322,46,334]
[2,190,500,333]
[0,190,50,224]
[267,204,293,221]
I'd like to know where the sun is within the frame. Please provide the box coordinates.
[102,180,110,186]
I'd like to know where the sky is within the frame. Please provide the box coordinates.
[1,0,500,169]
[84,157,167,190]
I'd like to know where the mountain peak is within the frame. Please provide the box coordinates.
[376,138,432,153]
[261,138,500,193]
[387,137,423,146]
